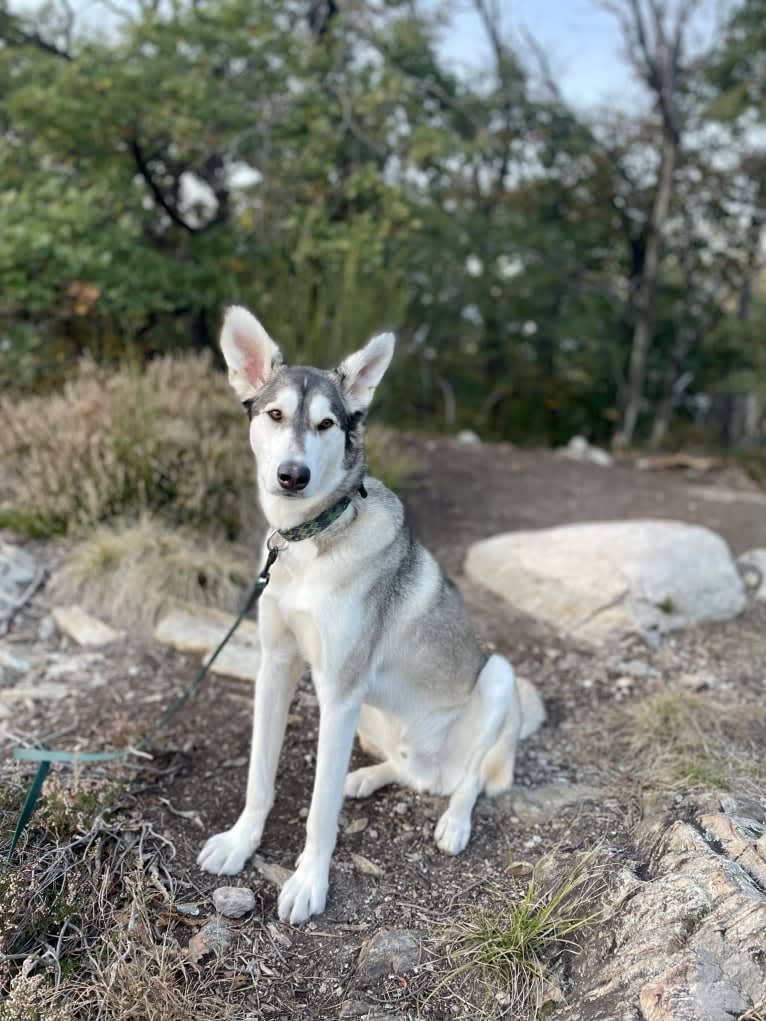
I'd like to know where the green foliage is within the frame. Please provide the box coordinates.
[441,852,604,1016]
[0,0,764,447]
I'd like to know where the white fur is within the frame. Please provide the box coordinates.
[199,314,545,924]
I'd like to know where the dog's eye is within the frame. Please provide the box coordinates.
[317,418,335,431]
[267,409,282,421]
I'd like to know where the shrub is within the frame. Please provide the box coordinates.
[0,353,254,539]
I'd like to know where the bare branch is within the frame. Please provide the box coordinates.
[0,10,73,60]
[127,138,196,234]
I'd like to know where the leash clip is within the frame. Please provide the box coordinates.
[267,529,289,553]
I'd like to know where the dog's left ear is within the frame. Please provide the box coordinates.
[336,332,395,413]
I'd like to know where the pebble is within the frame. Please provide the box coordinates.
[355,928,420,983]
[212,886,256,918]
[344,816,368,835]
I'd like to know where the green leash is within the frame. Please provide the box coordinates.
[5,546,280,863]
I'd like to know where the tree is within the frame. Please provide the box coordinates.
[601,0,699,447]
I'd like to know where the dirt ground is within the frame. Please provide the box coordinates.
[3,439,766,1019]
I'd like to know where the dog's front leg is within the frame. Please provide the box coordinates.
[278,686,362,924]
[198,601,302,876]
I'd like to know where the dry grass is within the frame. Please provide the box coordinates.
[436,851,606,1019]
[50,515,254,632]
[0,353,254,540]
[0,766,238,1021]
[619,690,766,793]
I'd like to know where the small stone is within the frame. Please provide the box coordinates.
[455,429,481,446]
[189,919,232,960]
[0,645,30,674]
[350,853,385,877]
[344,817,368,835]
[253,856,292,889]
[212,886,256,919]
[175,902,201,917]
[355,928,420,983]
[51,606,123,646]
[394,802,408,816]
[615,676,634,691]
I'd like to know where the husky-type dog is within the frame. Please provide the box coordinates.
[198,306,545,924]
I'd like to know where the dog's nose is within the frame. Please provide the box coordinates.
[277,462,311,492]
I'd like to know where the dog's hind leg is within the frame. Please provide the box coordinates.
[434,654,520,854]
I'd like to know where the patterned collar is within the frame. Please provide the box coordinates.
[275,485,366,544]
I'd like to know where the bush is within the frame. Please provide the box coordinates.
[0,353,255,539]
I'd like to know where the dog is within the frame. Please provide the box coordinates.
[198,306,545,924]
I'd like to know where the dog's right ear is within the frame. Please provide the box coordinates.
[219,306,283,402]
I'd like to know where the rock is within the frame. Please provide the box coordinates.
[737,549,766,600]
[499,783,604,824]
[155,605,260,680]
[0,645,30,675]
[700,813,766,889]
[465,520,745,645]
[188,919,232,961]
[175,902,201,917]
[344,816,368,835]
[355,929,420,983]
[558,435,613,468]
[205,641,261,682]
[253,856,292,889]
[51,606,123,646]
[154,605,259,654]
[0,542,41,629]
[350,853,385,877]
[44,651,106,687]
[559,815,766,1021]
[455,429,481,445]
[212,886,256,919]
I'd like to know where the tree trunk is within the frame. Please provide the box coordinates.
[618,125,678,447]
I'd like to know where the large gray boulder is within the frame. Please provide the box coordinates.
[464,520,745,644]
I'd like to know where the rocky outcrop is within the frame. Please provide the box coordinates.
[559,800,766,1021]
[465,520,746,644]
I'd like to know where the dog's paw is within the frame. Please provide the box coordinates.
[277,859,329,925]
[344,764,390,799]
[434,810,471,855]
[197,826,258,876]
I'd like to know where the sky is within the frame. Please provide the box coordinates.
[11,0,728,113]
[439,0,725,112]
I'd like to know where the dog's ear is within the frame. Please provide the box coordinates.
[219,306,283,402]
[336,332,395,413]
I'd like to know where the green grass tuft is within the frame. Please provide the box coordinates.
[439,851,605,1017]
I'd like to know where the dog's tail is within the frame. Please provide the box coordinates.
[518,676,546,740]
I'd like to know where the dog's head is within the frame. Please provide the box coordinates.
[220,305,395,526]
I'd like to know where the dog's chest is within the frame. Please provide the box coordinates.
[268,546,345,669]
